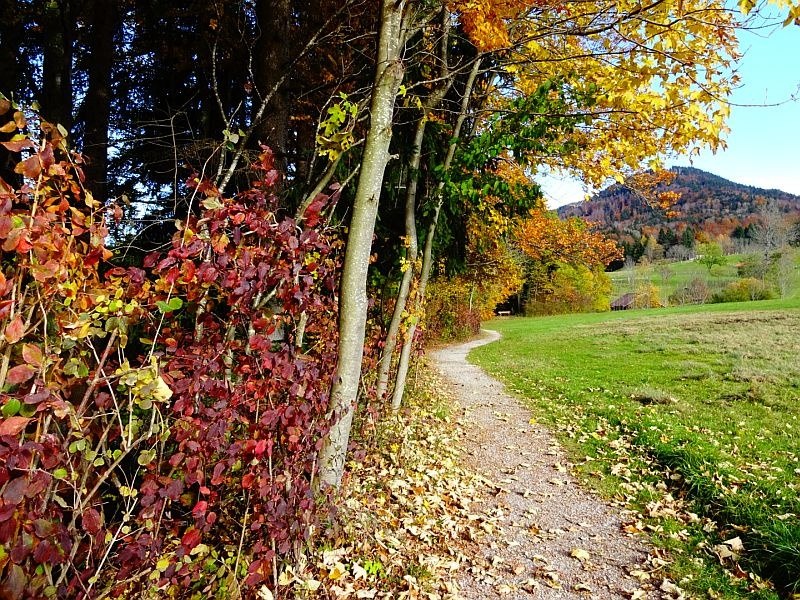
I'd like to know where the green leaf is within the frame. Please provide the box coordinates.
[2,399,21,417]
[53,468,68,480]
[156,297,183,313]
[138,449,157,466]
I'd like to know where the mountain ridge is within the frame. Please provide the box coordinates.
[556,167,800,238]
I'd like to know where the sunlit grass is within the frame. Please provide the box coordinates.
[471,298,800,597]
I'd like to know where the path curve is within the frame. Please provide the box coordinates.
[431,330,659,599]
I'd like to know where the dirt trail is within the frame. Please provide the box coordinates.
[431,330,659,599]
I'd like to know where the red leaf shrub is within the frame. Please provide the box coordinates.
[0,127,342,597]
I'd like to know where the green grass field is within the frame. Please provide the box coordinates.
[608,255,744,300]
[472,299,800,598]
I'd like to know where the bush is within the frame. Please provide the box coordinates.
[737,254,768,279]
[424,279,481,341]
[524,264,612,316]
[711,278,776,303]
[669,277,710,305]
[634,282,662,308]
[0,136,345,597]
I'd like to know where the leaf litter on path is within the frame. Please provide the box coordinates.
[286,330,666,598]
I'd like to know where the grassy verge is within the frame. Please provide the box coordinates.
[608,255,743,299]
[472,299,800,598]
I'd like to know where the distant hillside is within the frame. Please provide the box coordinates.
[557,167,800,238]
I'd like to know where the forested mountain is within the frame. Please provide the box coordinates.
[557,167,800,238]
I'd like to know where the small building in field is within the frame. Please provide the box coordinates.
[610,293,635,311]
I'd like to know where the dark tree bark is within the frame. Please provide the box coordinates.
[0,4,24,187]
[254,0,291,173]
[42,0,74,129]
[83,0,118,200]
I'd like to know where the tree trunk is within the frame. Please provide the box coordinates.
[316,0,406,489]
[378,14,453,404]
[42,0,73,129]
[83,0,117,200]
[375,117,424,402]
[255,0,291,174]
[391,57,481,410]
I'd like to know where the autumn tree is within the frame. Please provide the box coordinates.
[317,0,412,488]
[515,209,621,314]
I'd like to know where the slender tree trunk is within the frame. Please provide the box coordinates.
[380,80,451,407]
[391,57,481,410]
[379,13,453,403]
[83,0,117,200]
[317,0,406,489]
[375,117,424,402]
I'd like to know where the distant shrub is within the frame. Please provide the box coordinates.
[711,278,776,303]
[634,282,662,308]
[669,277,710,305]
[524,264,612,316]
[425,279,482,341]
[737,254,768,279]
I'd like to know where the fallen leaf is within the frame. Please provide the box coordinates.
[570,547,591,562]
[256,586,274,600]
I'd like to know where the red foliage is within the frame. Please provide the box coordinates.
[0,129,342,597]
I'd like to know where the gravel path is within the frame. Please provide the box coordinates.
[431,330,659,599]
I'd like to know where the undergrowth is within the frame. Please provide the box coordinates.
[284,365,491,599]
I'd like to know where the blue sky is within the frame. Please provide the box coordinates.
[541,20,800,208]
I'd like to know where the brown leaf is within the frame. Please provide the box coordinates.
[6,364,35,385]
[82,508,103,535]
[4,316,25,343]
[21,344,43,368]
[0,416,30,436]
[2,476,27,504]
[1,139,34,153]
[14,154,41,179]
[0,121,16,133]
[0,564,26,600]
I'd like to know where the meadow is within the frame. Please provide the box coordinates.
[608,255,743,300]
[472,298,800,598]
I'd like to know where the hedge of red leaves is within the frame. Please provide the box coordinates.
[0,113,343,598]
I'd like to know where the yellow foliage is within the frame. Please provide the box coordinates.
[634,283,663,309]
[515,209,622,268]
[473,0,752,186]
